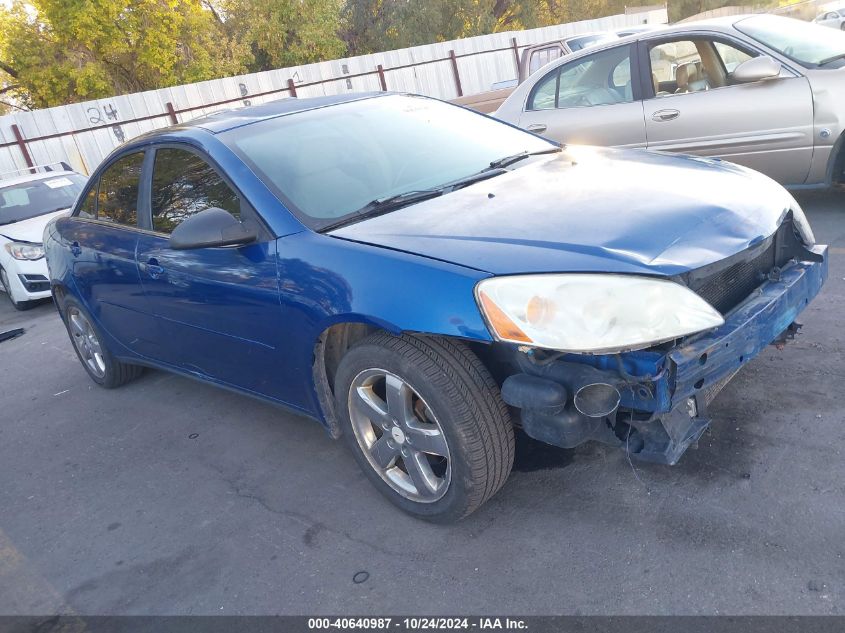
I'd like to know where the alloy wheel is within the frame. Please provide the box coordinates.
[348,368,451,502]
[67,307,106,379]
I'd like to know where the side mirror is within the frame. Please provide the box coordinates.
[169,207,257,250]
[732,56,781,84]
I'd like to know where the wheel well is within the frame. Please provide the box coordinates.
[312,322,377,438]
[51,283,67,311]
[828,132,845,186]
[312,323,512,439]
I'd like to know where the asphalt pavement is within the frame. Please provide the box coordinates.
[0,191,843,615]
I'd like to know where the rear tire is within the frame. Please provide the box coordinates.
[62,298,143,388]
[334,332,514,522]
[0,267,32,311]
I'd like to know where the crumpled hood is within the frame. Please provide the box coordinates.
[330,147,795,276]
[0,209,71,243]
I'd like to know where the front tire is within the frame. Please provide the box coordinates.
[0,266,32,311]
[63,298,143,388]
[334,332,514,522]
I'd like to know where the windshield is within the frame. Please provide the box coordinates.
[0,174,85,226]
[736,15,845,67]
[567,34,617,52]
[223,95,555,230]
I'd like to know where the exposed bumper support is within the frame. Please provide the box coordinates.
[502,248,828,465]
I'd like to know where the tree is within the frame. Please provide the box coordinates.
[216,0,346,72]
[341,0,542,55]
[665,0,734,22]
[0,0,246,109]
[534,0,628,25]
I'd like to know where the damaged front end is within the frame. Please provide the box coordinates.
[491,220,828,465]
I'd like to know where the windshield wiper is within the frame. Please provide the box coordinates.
[818,52,845,66]
[487,146,563,170]
[319,147,563,232]
[318,189,444,232]
[439,146,564,192]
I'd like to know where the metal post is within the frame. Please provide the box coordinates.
[511,37,520,72]
[11,124,34,173]
[287,78,298,97]
[166,102,179,125]
[377,64,388,91]
[449,50,463,97]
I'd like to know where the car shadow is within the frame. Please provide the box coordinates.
[511,429,575,472]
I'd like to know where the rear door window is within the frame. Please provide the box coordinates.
[97,153,144,226]
[77,186,96,219]
[528,45,634,110]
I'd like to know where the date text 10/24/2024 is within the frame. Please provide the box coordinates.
[307,618,528,630]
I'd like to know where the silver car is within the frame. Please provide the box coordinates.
[813,8,845,29]
[495,15,845,186]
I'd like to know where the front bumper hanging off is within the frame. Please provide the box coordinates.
[501,246,828,465]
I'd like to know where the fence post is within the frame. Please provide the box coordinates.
[166,102,179,125]
[377,64,388,91]
[11,124,34,173]
[287,78,298,97]
[449,50,463,98]
[511,37,520,72]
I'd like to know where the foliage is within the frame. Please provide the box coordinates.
[216,0,347,72]
[666,0,733,22]
[0,0,691,109]
[341,0,545,54]
[0,0,246,109]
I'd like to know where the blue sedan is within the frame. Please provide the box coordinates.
[44,93,828,521]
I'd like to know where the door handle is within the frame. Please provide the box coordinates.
[144,257,165,280]
[70,241,81,257]
[652,109,680,122]
[526,124,547,133]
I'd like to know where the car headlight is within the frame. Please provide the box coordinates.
[783,192,815,247]
[476,274,725,354]
[4,242,45,260]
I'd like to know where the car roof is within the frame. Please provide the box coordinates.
[670,13,763,29]
[184,92,387,134]
[549,14,774,56]
[0,170,80,188]
[563,31,615,40]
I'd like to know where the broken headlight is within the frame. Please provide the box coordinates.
[476,274,725,354]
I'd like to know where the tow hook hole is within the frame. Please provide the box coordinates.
[694,379,704,390]
[739,355,745,363]
[698,353,707,366]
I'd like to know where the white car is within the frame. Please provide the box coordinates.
[0,167,86,310]
[813,8,845,29]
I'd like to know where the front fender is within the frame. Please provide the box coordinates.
[281,231,493,343]
[274,231,493,419]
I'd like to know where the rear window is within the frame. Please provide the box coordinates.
[96,153,144,227]
[0,175,86,226]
